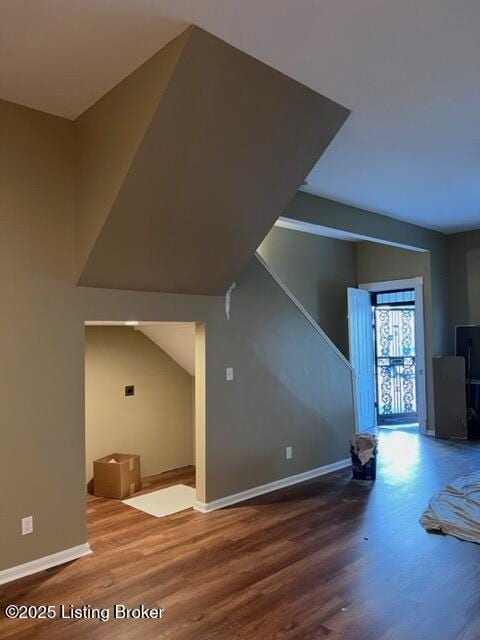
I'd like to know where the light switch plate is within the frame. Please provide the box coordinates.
[21,516,33,536]
[226,367,234,382]
[286,446,293,460]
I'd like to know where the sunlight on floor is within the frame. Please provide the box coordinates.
[378,422,419,432]
[379,430,420,484]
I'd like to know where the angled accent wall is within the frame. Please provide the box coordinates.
[75,29,190,274]
[76,26,349,294]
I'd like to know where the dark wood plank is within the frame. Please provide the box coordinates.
[2,435,480,639]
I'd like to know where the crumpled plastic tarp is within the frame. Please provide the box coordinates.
[420,470,480,544]
[350,434,378,465]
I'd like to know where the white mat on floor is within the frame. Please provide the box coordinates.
[420,470,480,543]
[122,484,195,518]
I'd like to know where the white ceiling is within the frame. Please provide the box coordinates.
[2,0,480,233]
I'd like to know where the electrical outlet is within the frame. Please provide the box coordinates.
[21,516,33,536]
[286,446,293,460]
[226,367,234,382]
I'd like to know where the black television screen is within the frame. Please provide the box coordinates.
[456,326,480,381]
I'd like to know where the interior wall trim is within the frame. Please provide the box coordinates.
[194,458,351,513]
[0,543,92,586]
[276,216,429,253]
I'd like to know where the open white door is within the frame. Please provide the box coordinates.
[348,288,375,431]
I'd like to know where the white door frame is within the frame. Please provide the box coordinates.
[359,277,428,435]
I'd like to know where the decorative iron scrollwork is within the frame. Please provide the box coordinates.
[375,306,417,419]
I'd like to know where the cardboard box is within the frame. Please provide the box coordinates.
[93,453,141,499]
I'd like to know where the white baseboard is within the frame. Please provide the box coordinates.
[0,543,92,586]
[194,458,351,513]
[426,429,435,437]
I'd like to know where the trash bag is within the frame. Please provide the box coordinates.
[350,434,378,465]
[350,434,378,480]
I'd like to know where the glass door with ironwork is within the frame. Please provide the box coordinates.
[373,289,417,426]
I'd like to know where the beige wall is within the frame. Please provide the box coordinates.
[0,98,211,572]
[0,99,84,572]
[85,327,193,483]
[258,226,357,355]
[447,230,480,353]
[356,241,435,430]
[206,257,356,500]
[285,191,449,359]
[1,98,354,573]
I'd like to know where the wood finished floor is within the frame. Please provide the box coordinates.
[2,432,480,640]
[126,465,196,496]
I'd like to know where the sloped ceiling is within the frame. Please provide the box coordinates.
[76,26,349,294]
[136,324,195,375]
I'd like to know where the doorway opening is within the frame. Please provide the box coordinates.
[83,320,206,524]
[372,288,418,429]
[348,277,427,434]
